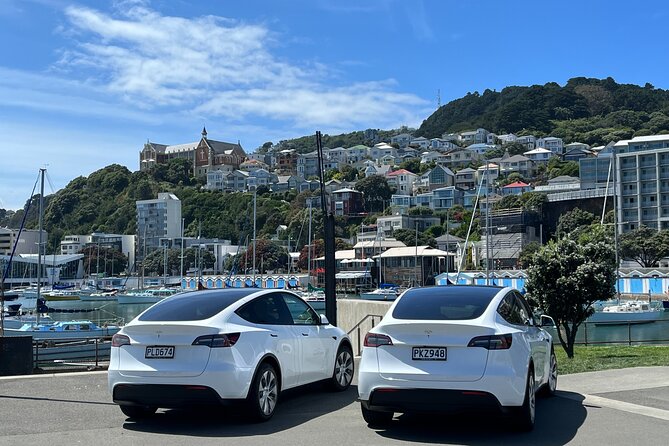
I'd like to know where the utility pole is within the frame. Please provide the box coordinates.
[307,201,312,286]
[414,221,419,286]
[180,217,185,284]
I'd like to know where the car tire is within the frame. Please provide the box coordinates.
[361,403,393,428]
[514,368,536,432]
[539,349,558,397]
[247,362,280,422]
[329,344,354,391]
[119,404,157,420]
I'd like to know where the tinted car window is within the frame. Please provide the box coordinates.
[514,292,536,325]
[282,294,319,325]
[236,294,293,325]
[138,289,254,321]
[392,286,499,320]
[497,293,525,325]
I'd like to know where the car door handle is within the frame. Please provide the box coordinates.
[270,333,278,338]
[302,333,309,336]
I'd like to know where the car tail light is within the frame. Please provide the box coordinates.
[467,334,513,350]
[192,333,240,348]
[112,334,130,347]
[364,333,393,347]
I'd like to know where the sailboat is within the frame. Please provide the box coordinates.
[2,169,122,339]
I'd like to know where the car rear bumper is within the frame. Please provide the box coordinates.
[361,388,503,414]
[113,383,234,408]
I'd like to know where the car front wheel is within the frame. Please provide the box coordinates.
[540,350,558,397]
[329,344,354,391]
[361,403,393,428]
[119,404,157,420]
[247,362,279,422]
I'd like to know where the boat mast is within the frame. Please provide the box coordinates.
[252,188,257,284]
[307,201,312,287]
[37,168,45,325]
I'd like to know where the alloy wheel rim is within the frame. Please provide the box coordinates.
[335,350,353,386]
[549,354,558,391]
[258,370,277,415]
[529,373,536,423]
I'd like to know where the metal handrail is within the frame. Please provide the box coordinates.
[347,314,384,356]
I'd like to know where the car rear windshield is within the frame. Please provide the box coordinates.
[138,289,257,321]
[392,286,499,320]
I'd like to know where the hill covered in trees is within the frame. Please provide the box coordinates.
[418,77,669,145]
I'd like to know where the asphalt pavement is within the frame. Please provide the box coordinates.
[0,366,668,446]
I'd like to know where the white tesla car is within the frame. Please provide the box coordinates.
[358,285,557,431]
[109,288,353,421]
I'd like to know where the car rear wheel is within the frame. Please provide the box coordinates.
[539,350,558,397]
[514,369,536,432]
[247,362,279,422]
[361,404,393,427]
[329,344,354,391]
[119,404,157,420]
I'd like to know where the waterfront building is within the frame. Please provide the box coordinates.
[615,135,669,232]
[0,254,84,287]
[60,233,136,271]
[0,228,45,256]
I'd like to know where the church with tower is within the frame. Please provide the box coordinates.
[139,127,247,176]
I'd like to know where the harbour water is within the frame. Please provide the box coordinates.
[40,296,669,346]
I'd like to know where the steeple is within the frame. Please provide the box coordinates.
[201,126,208,139]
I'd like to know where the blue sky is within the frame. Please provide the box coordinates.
[1,0,668,210]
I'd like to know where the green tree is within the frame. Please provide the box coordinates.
[556,208,595,238]
[619,226,669,267]
[355,175,393,212]
[518,241,541,269]
[80,245,129,276]
[392,228,436,248]
[526,237,616,358]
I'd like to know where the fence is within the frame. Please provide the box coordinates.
[33,337,111,371]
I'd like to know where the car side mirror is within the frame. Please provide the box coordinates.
[319,314,329,325]
[540,315,555,327]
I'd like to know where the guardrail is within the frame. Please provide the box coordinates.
[33,337,111,370]
[548,318,669,347]
[347,314,384,356]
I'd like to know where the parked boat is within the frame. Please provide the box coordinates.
[79,290,118,302]
[360,286,400,301]
[589,300,664,324]
[2,320,121,339]
[42,289,80,301]
[116,288,179,305]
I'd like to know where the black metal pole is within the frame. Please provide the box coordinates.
[316,131,337,325]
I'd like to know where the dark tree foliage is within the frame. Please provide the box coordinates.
[355,175,393,212]
[414,77,669,143]
[556,208,596,238]
[393,228,436,248]
[619,226,669,267]
[80,245,128,276]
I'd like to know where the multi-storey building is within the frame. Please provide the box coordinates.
[60,233,136,270]
[136,193,182,260]
[615,135,669,232]
[459,128,490,145]
[515,135,536,150]
[0,228,45,256]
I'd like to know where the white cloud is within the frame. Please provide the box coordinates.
[57,4,428,128]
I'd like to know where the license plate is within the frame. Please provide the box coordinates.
[412,346,447,361]
[145,346,175,359]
